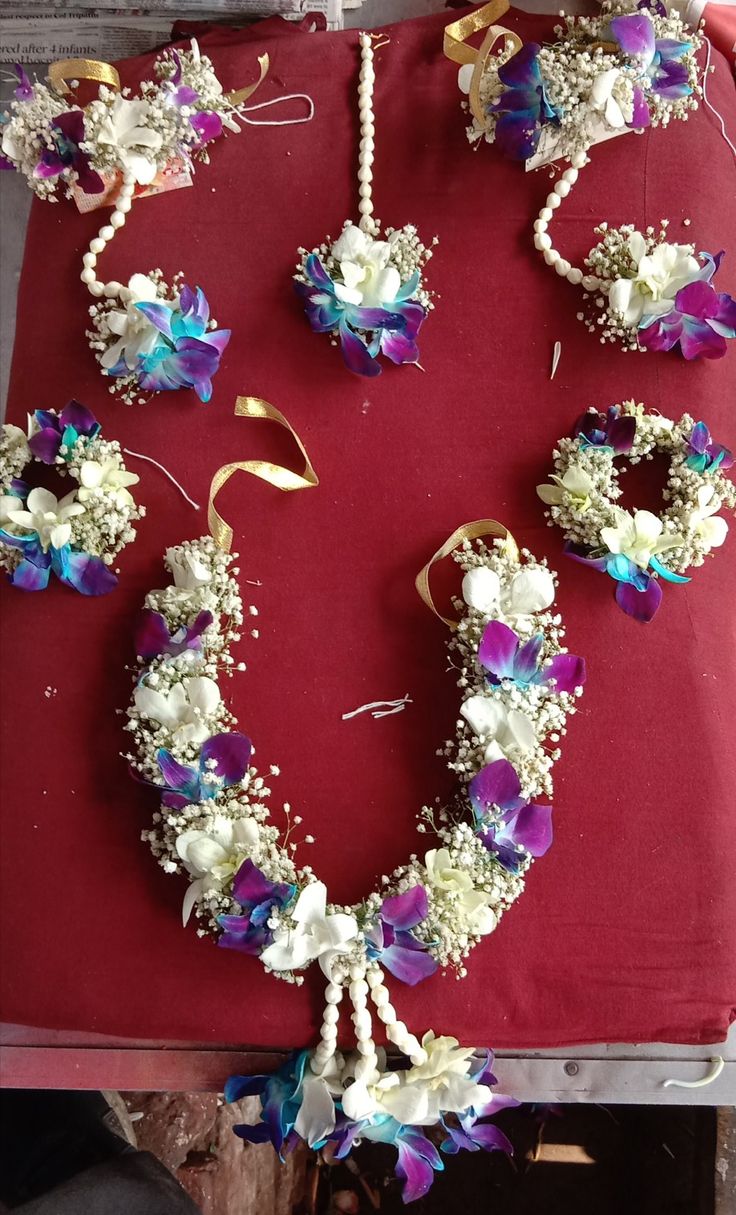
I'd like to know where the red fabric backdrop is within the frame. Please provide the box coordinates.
[1,8,735,1050]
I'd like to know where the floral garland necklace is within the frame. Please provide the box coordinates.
[124,400,586,1200]
[294,33,436,377]
[537,401,735,621]
[446,1,736,360]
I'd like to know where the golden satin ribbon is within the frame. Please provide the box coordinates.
[208,397,319,552]
[416,519,519,630]
[443,1,523,125]
[227,52,270,106]
[48,58,121,95]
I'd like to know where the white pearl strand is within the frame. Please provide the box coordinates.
[80,170,136,303]
[367,965,427,1068]
[532,151,602,293]
[357,33,378,236]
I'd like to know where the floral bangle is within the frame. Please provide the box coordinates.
[0,401,144,593]
[537,402,735,621]
[125,508,585,1198]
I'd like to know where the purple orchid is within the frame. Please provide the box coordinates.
[478,619,586,694]
[469,758,553,872]
[573,404,636,453]
[365,886,438,986]
[564,544,688,623]
[134,607,214,660]
[488,43,561,161]
[441,1052,517,1155]
[33,110,104,195]
[0,529,116,595]
[218,859,296,956]
[13,65,34,101]
[638,257,736,359]
[685,421,733,474]
[155,731,252,809]
[295,254,425,377]
[226,1048,310,1154]
[108,285,230,401]
[610,12,693,101]
[28,400,100,464]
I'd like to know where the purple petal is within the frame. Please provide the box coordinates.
[688,421,710,454]
[493,110,539,161]
[631,85,651,128]
[58,550,117,595]
[224,1073,267,1103]
[134,609,173,659]
[305,253,333,290]
[396,1132,443,1203]
[607,415,637,453]
[468,1123,514,1153]
[544,652,586,693]
[339,321,382,377]
[232,858,285,910]
[564,543,609,572]
[679,316,728,361]
[615,577,662,622]
[497,43,542,90]
[28,428,61,464]
[33,150,65,179]
[53,109,85,145]
[469,759,523,815]
[380,327,420,366]
[478,620,520,680]
[190,110,223,146]
[8,558,50,591]
[638,311,681,353]
[610,13,655,62]
[13,64,34,101]
[135,301,175,339]
[60,399,98,434]
[713,291,736,337]
[381,885,428,930]
[652,58,691,99]
[675,279,720,322]
[200,732,252,785]
[157,748,200,797]
[380,939,438,986]
[513,634,544,682]
[509,802,553,857]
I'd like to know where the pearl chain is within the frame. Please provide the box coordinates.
[532,152,602,292]
[80,171,136,303]
[357,33,377,235]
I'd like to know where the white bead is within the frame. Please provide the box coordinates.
[80,268,96,285]
[103,281,123,297]
[377,1003,396,1025]
[566,267,583,285]
[371,983,389,1005]
[359,198,373,215]
[535,232,552,251]
[533,218,547,234]
[409,1048,428,1066]
[571,151,587,169]
[539,207,553,222]
[562,168,578,185]
[555,258,571,276]
[544,248,559,266]
[359,137,374,153]
[325,983,342,1004]
[353,1008,371,1033]
[89,238,105,254]
[582,274,600,291]
[322,1004,340,1025]
[99,225,114,241]
[88,281,105,298]
[554,180,570,198]
[110,211,125,229]
[354,1059,377,1082]
[82,252,97,268]
[320,1023,337,1041]
[350,979,369,1001]
[546,193,561,210]
[359,182,372,199]
[358,168,373,185]
[117,194,132,213]
[349,963,365,981]
[357,1040,375,1056]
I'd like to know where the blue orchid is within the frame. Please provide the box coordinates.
[610,12,693,101]
[28,400,101,465]
[573,405,636,454]
[478,619,586,694]
[218,859,296,956]
[153,732,252,809]
[226,1049,312,1157]
[364,885,438,986]
[0,483,116,595]
[685,421,733,474]
[566,530,690,623]
[488,43,561,161]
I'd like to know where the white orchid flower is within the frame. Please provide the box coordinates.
[134,674,222,745]
[462,565,555,628]
[376,1033,490,1126]
[96,96,163,185]
[686,485,728,551]
[176,815,260,925]
[330,222,402,309]
[0,492,24,525]
[600,509,683,570]
[78,458,140,508]
[259,881,358,975]
[6,486,85,551]
[537,465,595,511]
[293,1058,341,1147]
[589,68,630,129]
[609,232,701,327]
[460,695,536,763]
[423,848,496,936]
[166,546,212,590]
[100,273,166,371]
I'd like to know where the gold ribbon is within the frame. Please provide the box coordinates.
[443,1,523,125]
[208,397,319,552]
[48,58,121,95]
[416,519,519,630]
[227,53,269,106]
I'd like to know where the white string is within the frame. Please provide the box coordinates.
[702,36,736,161]
[235,93,315,127]
[662,1056,725,1089]
[342,694,412,721]
[123,448,200,510]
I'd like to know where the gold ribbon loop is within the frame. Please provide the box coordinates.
[416,519,519,630]
[227,53,269,107]
[443,1,523,125]
[208,396,319,552]
[48,58,121,95]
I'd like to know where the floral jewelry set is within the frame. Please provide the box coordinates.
[2,5,736,1202]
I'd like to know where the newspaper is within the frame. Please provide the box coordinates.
[0,1,343,62]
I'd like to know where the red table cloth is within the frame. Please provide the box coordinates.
[1,8,735,1051]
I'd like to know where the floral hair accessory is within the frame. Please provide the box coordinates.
[125,402,585,1198]
[0,401,143,594]
[295,32,436,377]
[537,401,735,621]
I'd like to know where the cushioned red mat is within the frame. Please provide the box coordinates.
[1,8,735,1049]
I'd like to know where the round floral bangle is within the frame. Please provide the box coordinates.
[125,523,585,1198]
[0,401,144,594]
[537,401,736,622]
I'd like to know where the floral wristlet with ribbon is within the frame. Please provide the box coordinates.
[445,1,736,360]
[125,408,585,1197]
[1,46,314,401]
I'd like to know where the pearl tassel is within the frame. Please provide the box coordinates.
[311,966,345,1075]
[367,965,427,1067]
[357,33,378,235]
[80,170,136,302]
[532,152,602,292]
